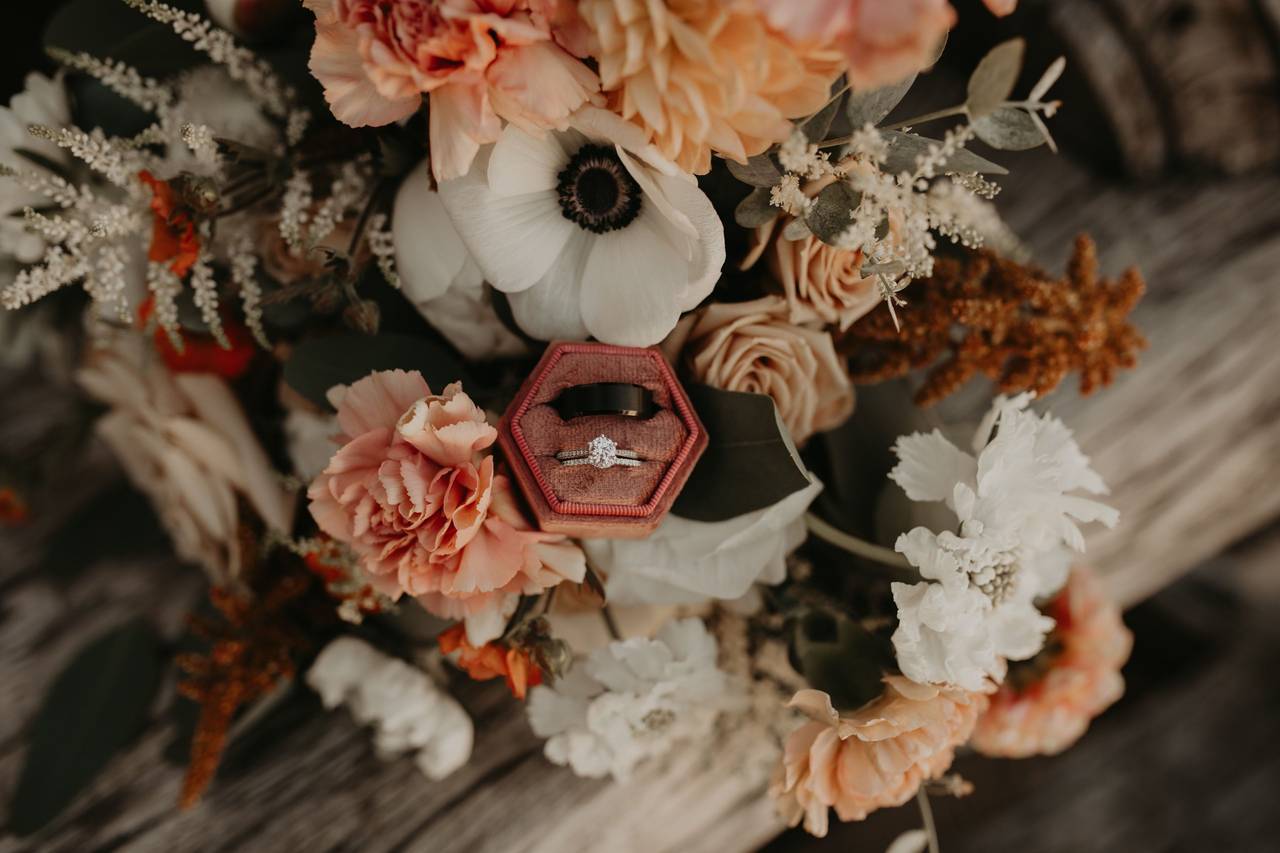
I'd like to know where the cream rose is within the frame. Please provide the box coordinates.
[663,296,855,445]
[768,233,882,330]
[76,332,296,583]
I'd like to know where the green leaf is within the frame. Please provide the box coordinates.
[734,187,777,228]
[782,217,811,241]
[42,482,169,583]
[671,384,812,523]
[283,333,472,411]
[880,130,1008,176]
[801,87,845,143]
[966,38,1025,119]
[9,619,163,836]
[725,154,782,188]
[972,106,1047,151]
[846,75,916,128]
[790,610,887,712]
[804,181,862,246]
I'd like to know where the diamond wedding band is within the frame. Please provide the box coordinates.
[555,435,644,469]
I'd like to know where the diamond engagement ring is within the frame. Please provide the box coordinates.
[555,435,644,469]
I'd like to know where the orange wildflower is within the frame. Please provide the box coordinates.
[136,295,257,380]
[438,623,542,700]
[139,170,201,278]
[0,486,29,526]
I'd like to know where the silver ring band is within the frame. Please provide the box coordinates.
[555,435,645,469]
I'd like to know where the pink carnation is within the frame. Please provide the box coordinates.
[307,369,585,643]
[755,0,1017,89]
[303,0,599,181]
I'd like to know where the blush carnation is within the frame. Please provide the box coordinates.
[307,369,585,644]
[970,566,1132,758]
[771,679,986,837]
[303,0,599,181]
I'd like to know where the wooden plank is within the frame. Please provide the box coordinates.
[4,147,1280,853]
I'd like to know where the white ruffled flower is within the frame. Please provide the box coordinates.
[0,72,72,262]
[527,619,738,780]
[307,636,474,780]
[582,477,823,606]
[887,394,1118,690]
[437,106,725,346]
[392,160,528,360]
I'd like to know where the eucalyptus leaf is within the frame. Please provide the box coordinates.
[725,154,781,188]
[671,384,812,523]
[790,611,886,712]
[9,619,163,836]
[283,333,471,411]
[734,187,778,228]
[801,90,844,143]
[804,181,862,245]
[972,107,1046,151]
[782,217,812,241]
[42,482,169,583]
[880,131,1008,176]
[965,38,1025,119]
[846,75,916,128]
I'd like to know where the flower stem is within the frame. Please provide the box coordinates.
[818,105,969,149]
[804,513,911,570]
[917,788,941,853]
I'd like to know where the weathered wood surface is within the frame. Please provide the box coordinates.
[3,143,1279,852]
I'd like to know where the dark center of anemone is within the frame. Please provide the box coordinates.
[557,143,643,234]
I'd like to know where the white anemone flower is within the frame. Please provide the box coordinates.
[886,394,1118,690]
[0,72,72,262]
[437,106,725,346]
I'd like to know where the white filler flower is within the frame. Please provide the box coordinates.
[437,106,725,346]
[527,619,738,780]
[0,72,71,262]
[887,393,1118,690]
[307,636,474,780]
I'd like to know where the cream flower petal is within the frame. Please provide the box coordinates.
[487,124,569,197]
[393,162,472,302]
[438,149,575,293]
[651,171,724,310]
[428,84,502,183]
[578,213,687,346]
[506,230,591,340]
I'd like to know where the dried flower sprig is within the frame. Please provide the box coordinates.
[841,235,1147,406]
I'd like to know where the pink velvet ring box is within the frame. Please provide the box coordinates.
[498,341,707,538]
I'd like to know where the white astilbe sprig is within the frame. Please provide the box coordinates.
[188,238,228,348]
[279,170,312,254]
[181,123,219,165]
[147,261,184,348]
[366,213,399,289]
[121,0,309,142]
[3,248,89,309]
[45,48,174,115]
[89,243,132,320]
[229,235,269,347]
[27,125,140,187]
[0,163,91,210]
[307,158,371,247]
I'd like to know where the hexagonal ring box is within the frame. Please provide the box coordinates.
[498,342,708,538]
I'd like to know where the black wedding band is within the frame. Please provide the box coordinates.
[553,383,657,420]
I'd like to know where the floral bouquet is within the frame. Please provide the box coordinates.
[0,0,1147,847]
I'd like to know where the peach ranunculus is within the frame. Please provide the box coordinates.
[578,0,844,175]
[772,679,987,837]
[303,0,600,181]
[754,2,1016,89]
[663,296,855,445]
[970,566,1132,758]
[438,623,542,699]
[767,229,881,331]
[306,369,586,644]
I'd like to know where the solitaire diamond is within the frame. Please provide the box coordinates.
[586,435,620,469]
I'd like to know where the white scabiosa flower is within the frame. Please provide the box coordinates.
[0,72,72,262]
[307,636,474,780]
[437,106,725,347]
[887,394,1118,690]
[526,619,739,780]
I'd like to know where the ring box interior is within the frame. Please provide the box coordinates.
[498,342,707,538]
